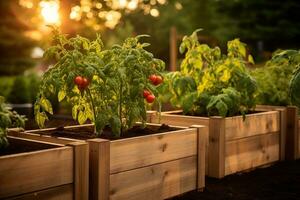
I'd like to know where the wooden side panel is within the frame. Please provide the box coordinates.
[208,117,225,178]
[278,108,287,161]
[87,139,110,200]
[68,142,89,200]
[285,106,299,160]
[0,147,73,198]
[225,133,280,175]
[109,156,197,200]
[225,111,280,141]
[110,129,197,174]
[6,184,73,200]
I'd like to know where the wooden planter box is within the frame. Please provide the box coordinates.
[148,110,285,178]
[17,123,207,200]
[256,105,300,160]
[1,131,88,200]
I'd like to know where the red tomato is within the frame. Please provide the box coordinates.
[146,94,155,103]
[74,76,83,86]
[149,74,157,85]
[154,75,163,85]
[81,77,89,88]
[143,90,151,98]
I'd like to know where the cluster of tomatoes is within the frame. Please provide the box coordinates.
[74,76,89,90]
[143,74,163,103]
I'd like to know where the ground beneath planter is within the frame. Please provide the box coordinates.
[171,160,300,200]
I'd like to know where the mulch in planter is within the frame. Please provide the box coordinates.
[43,124,177,140]
[0,137,56,156]
[171,160,300,200]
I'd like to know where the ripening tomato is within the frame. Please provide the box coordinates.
[143,90,151,98]
[154,75,163,85]
[146,94,155,103]
[149,74,157,85]
[74,76,83,86]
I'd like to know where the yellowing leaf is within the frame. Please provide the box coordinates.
[220,69,231,82]
[239,45,246,57]
[58,89,66,102]
[72,105,79,120]
[78,111,87,125]
[248,55,255,64]
[40,97,53,114]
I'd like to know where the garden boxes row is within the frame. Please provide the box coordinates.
[148,109,286,178]
[5,123,207,200]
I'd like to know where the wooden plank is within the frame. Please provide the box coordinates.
[68,142,89,200]
[6,184,73,200]
[152,113,209,127]
[191,125,207,190]
[0,145,73,198]
[285,106,299,160]
[208,117,225,178]
[110,128,197,174]
[277,108,286,161]
[8,130,80,145]
[87,139,110,200]
[109,156,197,200]
[225,132,280,175]
[225,111,280,141]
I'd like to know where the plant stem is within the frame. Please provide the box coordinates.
[87,88,97,134]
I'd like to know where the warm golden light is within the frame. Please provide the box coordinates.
[40,0,60,25]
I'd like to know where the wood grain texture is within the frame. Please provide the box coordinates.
[0,138,74,198]
[208,117,225,178]
[225,132,280,175]
[298,117,300,159]
[225,111,280,141]
[109,156,197,200]
[110,128,197,174]
[285,106,299,160]
[68,142,89,200]
[87,139,110,200]
[6,184,73,200]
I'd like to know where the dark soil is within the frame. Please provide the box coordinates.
[0,137,57,156]
[171,160,300,200]
[45,124,176,140]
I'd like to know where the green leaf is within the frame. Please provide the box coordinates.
[35,111,48,128]
[72,105,79,120]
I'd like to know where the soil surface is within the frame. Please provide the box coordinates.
[171,160,300,200]
[0,137,56,156]
[47,124,176,140]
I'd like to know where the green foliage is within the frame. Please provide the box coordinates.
[35,29,164,136]
[289,60,300,110]
[0,96,26,148]
[252,50,300,106]
[159,30,256,117]
[7,76,31,104]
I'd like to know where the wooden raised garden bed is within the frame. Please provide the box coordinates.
[1,131,88,200]
[15,123,207,200]
[148,110,285,178]
[256,105,300,160]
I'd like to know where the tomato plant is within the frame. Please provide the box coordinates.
[158,29,257,117]
[34,28,164,136]
[0,96,26,148]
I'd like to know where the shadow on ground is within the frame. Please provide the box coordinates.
[172,160,300,200]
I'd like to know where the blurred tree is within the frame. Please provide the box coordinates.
[0,0,36,75]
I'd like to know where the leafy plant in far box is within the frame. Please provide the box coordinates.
[158,29,256,117]
[0,96,26,148]
[252,50,300,106]
[35,28,164,137]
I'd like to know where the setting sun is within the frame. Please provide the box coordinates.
[40,0,60,25]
